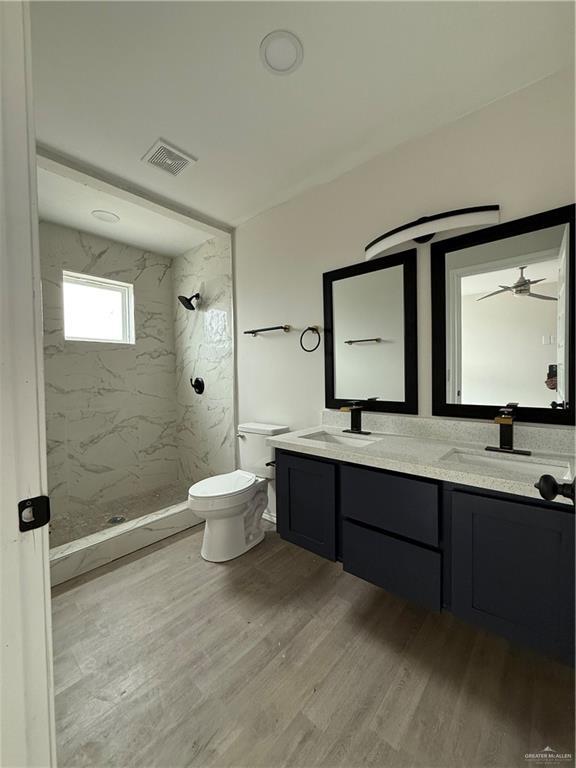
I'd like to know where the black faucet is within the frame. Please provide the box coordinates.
[486,402,531,456]
[341,401,372,435]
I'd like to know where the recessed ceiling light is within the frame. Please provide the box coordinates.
[260,30,303,75]
[91,209,120,224]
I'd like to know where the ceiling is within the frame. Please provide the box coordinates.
[30,2,574,227]
[37,164,213,256]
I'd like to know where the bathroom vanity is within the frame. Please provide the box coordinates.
[271,429,575,663]
[300,203,576,663]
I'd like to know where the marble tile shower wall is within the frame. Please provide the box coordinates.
[41,222,183,547]
[173,235,235,486]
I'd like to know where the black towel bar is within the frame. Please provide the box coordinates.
[244,325,290,336]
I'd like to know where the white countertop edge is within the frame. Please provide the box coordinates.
[268,427,575,507]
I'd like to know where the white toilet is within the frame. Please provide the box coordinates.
[188,422,289,562]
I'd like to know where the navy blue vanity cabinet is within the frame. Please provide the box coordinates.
[275,449,574,662]
[276,451,337,560]
[450,490,575,662]
[340,465,442,610]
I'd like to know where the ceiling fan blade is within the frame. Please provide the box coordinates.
[526,278,546,286]
[527,293,557,301]
[477,287,511,301]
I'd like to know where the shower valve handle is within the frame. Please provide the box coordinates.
[190,377,205,395]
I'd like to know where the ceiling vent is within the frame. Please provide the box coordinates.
[141,139,196,177]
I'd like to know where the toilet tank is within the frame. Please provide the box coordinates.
[238,422,289,479]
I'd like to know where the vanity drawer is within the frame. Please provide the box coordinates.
[340,465,439,546]
[342,520,441,610]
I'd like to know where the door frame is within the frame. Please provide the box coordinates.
[0,3,56,766]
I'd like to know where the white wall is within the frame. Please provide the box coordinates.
[235,70,574,430]
[460,287,558,408]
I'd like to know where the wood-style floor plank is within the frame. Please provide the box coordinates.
[52,525,575,768]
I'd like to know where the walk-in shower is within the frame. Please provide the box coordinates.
[38,196,234,583]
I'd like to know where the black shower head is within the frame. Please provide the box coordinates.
[178,293,200,311]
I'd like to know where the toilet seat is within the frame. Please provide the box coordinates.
[189,469,257,500]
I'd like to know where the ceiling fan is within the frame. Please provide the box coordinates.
[477,266,557,302]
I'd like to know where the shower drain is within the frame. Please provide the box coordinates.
[108,515,126,525]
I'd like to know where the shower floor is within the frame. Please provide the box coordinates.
[49,481,189,548]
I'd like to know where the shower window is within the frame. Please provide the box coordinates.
[62,271,135,343]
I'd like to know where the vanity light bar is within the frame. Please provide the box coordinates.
[364,205,501,261]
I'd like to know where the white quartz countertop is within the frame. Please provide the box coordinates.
[268,426,575,506]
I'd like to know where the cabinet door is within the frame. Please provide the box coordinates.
[276,452,336,560]
[451,491,574,661]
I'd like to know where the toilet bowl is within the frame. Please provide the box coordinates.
[188,422,289,562]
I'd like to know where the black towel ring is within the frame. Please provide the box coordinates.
[300,326,321,353]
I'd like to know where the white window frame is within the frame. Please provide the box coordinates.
[62,270,135,344]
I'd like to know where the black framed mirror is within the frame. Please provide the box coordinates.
[323,248,418,414]
[431,205,575,425]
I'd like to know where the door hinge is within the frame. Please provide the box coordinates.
[18,495,50,532]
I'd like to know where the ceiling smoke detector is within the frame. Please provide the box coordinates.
[260,30,303,75]
[141,139,197,177]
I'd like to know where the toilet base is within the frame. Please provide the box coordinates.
[201,524,265,562]
[199,487,268,562]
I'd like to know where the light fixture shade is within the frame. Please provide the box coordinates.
[365,206,500,260]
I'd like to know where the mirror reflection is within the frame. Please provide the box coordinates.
[445,223,570,409]
[333,266,405,401]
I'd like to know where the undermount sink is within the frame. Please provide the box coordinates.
[439,448,572,481]
[302,430,379,448]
